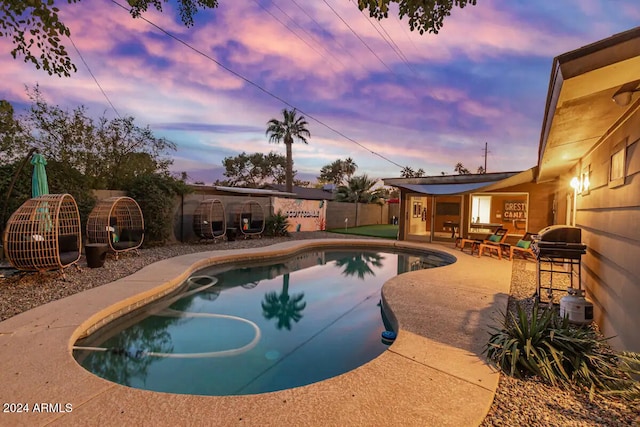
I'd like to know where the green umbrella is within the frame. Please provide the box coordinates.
[31,153,49,198]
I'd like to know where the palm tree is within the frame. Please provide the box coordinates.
[400,166,415,178]
[266,108,311,193]
[342,157,357,180]
[335,174,383,203]
[335,252,384,279]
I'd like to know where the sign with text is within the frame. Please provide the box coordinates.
[503,200,527,220]
[273,198,327,232]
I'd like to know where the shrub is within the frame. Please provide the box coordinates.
[264,211,290,237]
[485,301,640,400]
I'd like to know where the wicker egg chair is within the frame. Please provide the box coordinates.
[193,199,226,241]
[2,193,82,275]
[86,196,144,258]
[230,200,265,239]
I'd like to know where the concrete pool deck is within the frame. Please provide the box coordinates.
[0,239,511,426]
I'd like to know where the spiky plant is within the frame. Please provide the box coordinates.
[485,301,640,400]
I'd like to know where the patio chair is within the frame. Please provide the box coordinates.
[2,193,82,276]
[477,228,509,259]
[459,227,507,255]
[509,232,535,261]
[86,196,144,259]
[193,199,226,242]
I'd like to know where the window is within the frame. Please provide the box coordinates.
[470,196,491,224]
[609,139,627,188]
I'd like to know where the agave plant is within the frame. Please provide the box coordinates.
[485,301,640,400]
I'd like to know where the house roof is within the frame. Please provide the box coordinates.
[188,184,296,197]
[383,169,535,195]
[537,26,640,182]
[265,184,336,200]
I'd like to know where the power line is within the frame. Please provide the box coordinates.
[349,0,416,75]
[270,0,348,70]
[68,36,122,119]
[320,0,395,75]
[109,0,406,170]
[251,0,341,72]
[289,0,369,73]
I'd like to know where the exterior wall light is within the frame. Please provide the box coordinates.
[570,176,580,227]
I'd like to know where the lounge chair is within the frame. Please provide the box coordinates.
[459,227,506,255]
[477,228,509,259]
[509,232,535,261]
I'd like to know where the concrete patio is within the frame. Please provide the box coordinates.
[0,239,512,426]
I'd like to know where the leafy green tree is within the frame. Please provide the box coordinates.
[125,173,190,245]
[335,174,384,204]
[22,86,175,189]
[0,100,29,162]
[266,108,311,193]
[0,0,218,77]
[358,0,476,34]
[216,151,288,188]
[318,157,358,185]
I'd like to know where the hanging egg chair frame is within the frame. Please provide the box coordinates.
[193,198,227,241]
[86,196,144,258]
[2,193,82,275]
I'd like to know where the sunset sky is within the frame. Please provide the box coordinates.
[1,0,638,184]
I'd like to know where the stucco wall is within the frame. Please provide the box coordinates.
[324,201,389,230]
[565,106,640,352]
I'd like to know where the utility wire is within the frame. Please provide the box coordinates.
[110,0,406,170]
[251,0,340,72]
[290,0,369,73]
[270,0,348,70]
[320,0,395,75]
[349,0,416,75]
[68,36,122,119]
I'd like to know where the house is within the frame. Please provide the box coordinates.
[383,168,555,245]
[385,26,640,352]
[536,26,640,352]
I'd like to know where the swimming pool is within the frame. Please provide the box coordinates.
[73,248,454,396]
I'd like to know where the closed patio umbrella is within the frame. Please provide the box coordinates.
[31,153,49,198]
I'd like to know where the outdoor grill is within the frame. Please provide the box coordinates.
[532,225,587,259]
[532,225,587,303]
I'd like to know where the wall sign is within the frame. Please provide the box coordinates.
[503,200,527,219]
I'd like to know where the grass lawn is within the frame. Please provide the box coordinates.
[327,224,398,239]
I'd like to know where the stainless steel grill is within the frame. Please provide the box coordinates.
[532,225,587,303]
[532,225,586,259]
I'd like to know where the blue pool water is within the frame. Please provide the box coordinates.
[74,248,453,395]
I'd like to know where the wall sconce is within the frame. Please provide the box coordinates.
[612,89,640,107]
[570,176,580,227]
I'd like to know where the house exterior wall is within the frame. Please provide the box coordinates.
[565,106,640,352]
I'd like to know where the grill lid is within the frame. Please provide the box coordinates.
[535,225,582,243]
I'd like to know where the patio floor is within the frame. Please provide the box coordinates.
[0,239,511,426]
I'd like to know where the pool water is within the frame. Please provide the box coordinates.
[74,248,453,396]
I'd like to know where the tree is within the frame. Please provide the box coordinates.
[216,151,288,188]
[400,166,414,178]
[1,1,468,77]
[358,0,477,35]
[0,100,29,162]
[400,166,426,178]
[454,162,470,174]
[266,108,310,193]
[335,174,384,204]
[477,165,486,174]
[0,0,218,77]
[22,86,175,189]
[318,157,358,185]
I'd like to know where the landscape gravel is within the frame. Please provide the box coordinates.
[0,233,637,425]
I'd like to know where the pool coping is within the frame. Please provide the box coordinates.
[0,239,512,426]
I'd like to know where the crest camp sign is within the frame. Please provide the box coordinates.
[503,200,527,220]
